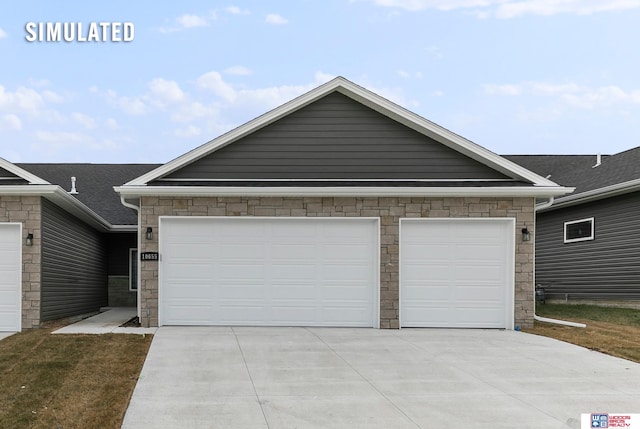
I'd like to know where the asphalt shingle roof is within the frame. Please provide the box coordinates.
[17,163,160,225]
[505,148,640,197]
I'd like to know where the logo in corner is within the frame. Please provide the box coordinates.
[591,413,608,428]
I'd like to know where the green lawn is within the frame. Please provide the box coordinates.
[526,303,640,364]
[0,327,151,429]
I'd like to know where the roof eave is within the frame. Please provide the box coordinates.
[115,185,573,198]
[539,179,640,212]
[0,184,113,232]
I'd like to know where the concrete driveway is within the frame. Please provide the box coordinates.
[122,328,640,429]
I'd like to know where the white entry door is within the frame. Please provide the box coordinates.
[159,217,379,327]
[0,224,22,331]
[400,219,514,329]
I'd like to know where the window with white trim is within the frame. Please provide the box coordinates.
[129,248,138,291]
[564,217,594,243]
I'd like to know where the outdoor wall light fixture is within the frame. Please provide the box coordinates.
[521,227,531,242]
[26,233,34,246]
[145,227,153,240]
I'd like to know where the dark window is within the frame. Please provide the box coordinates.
[564,218,594,243]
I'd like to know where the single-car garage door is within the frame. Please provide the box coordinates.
[0,224,21,332]
[400,218,514,329]
[159,217,379,327]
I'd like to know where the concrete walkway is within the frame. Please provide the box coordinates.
[52,307,157,334]
[0,332,15,341]
[122,327,640,429]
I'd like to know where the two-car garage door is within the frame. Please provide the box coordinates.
[160,217,379,327]
[0,224,21,332]
[159,217,514,329]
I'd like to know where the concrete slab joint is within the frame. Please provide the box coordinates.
[138,196,535,329]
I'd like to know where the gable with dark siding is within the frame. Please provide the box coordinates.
[160,92,512,182]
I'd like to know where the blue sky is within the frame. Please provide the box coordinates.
[1,0,639,163]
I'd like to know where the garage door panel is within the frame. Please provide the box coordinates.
[455,265,502,281]
[321,283,371,300]
[271,264,318,281]
[271,283,317,299]
[402,263,451,281]
[0,224,21,332]
[400,219,513,329]
[160,218,377,327]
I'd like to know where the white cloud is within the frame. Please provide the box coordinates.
[0,85,46,114]
[0,28,6,39]
[495,0,640,18]
[225,66,252,76]
[0,114,22,130]
[397,70,424,79]
[197,70,334,110]
[431,90,444,97]
[148,78,186,105]
[176,14,209,28]
[34,130,92,144]
[28,78,51,88]
[175,125,202,138]
[71,112,96,129]
[265,13,288,24]
[483,83,522,96]
[118,96,147,115]
[196,71,238,102]
[159,12,214,32]
[105,118,119,130]
[171,101,219,123]
[358,0,640,18]
[226,5,250,14]
[42,90,65,103]
[484,80,640,110]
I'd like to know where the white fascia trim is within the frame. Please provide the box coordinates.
[110,225,138,232]
[115,185,573,198]
[539,178,640,212]
[0,157,50,184]
[0,184,113,231]
[124,77,559,188]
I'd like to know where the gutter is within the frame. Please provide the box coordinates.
[533,196,586,329]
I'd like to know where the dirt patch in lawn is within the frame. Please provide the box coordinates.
[0,323,152,429]
[525,304,640,364]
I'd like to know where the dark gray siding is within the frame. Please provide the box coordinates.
[536,191,640,300]
[163,92,511,181]
[41,199,107,321]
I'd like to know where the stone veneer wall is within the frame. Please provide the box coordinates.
[139,196,535,329]
[0,195,41,329]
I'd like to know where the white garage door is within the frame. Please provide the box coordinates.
[0,224,21,332]
[159,217,379,327]
[400,219,514,329]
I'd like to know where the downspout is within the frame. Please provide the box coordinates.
[120,196,142,322]
[532,197,587,328]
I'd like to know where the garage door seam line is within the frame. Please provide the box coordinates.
[304,328,423,429]
[231,327,272,429]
